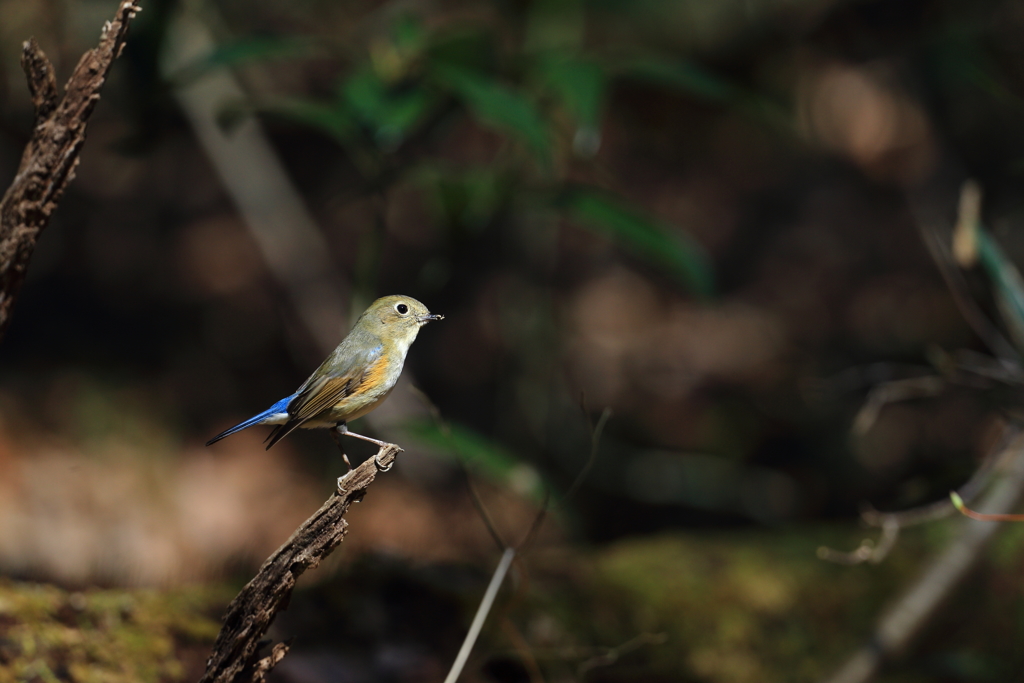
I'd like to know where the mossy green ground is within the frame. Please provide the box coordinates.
[2,518,1023,682]
[0,580,226,683]
[505,521,1022,682]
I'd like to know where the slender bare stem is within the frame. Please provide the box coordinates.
[442,547,516,683]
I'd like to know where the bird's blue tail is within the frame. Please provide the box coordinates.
[205,395,293,446]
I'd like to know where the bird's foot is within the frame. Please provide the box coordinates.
[374,448,393,472]
[335,473,365,501]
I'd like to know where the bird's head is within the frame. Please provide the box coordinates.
[358,295,443,346]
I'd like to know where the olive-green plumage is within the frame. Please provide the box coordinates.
[207,295,442,449]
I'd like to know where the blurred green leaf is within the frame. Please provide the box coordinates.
[928,31,1020,106]
[618,56,791,131]
[426,28,495,73]
[537,56,605,127]
[976,229,1024,353]
[430,63,552,166]
[417,166,510,233]
[169,36,323,85]
[339,67,439,149]
[244,98,357,145]
[525,0,585,53]
[341,67,391,120]
[565,189,714,296]
[404,419,545,499]
[536,54,606,156]
[369,14,429,84]
[620,57,741,103]
[392,14,426,53]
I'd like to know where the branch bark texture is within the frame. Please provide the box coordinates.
[199,443,403,683]
[0,0,141,341]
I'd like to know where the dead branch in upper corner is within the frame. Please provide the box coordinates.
[0,0,141,343]
[199,443,402,683]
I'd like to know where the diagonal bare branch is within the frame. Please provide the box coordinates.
[199,443,402,683]
[0,0,141,342]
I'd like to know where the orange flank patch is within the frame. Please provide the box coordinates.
[356,352,391,397]
[289,351,392,423]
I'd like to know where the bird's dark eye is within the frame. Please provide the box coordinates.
[395,303,409,315]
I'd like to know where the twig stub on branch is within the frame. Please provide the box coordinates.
[0,0,141,342]
[200,443,403,683]
[21,39,58,119]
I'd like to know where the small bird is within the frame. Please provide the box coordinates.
[206,295,442,470]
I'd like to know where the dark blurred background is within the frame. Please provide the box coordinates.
[2,0,1024,681]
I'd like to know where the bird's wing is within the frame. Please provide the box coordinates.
[264,340,384,449]
[290,365,372,421]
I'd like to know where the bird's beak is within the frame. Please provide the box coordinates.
[418,313,444,324]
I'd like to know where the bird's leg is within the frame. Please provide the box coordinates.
[337,424,394,472]
[331,424,354,471]
[332,424,355,493]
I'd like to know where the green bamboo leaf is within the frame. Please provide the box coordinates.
[431,63,552,166]
[426,28,495,73]
[621,57,741,103]
[339,67,439,148]
[976,229,1024,353]
[565,189,714,296]
[537,56,605,126]
[525,0,585,53]
[929,33,1018,105]
[403,420,544,499]
[392,14,426,53]
[535,54,606,156]
[417,166,509,232]
[616,56,791,131]
[247,98,357,145]
[170,37,323,85]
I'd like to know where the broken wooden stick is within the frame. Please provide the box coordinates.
[0,0,141,341]
[199,443,402,683]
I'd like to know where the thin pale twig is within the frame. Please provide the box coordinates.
[420,392,616,682]
[817,517,900,565]
[443,547,516,683]
[459,455,510,551]
[851,375,946,436]
[818,424,1016,565]
[564,406,611,503]
[577,632,670,677]
[821,432,1024,683]
[951,491,1024,521]
[517,487,551,554]
[417,389,510,550]
[953,349,1024,385]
